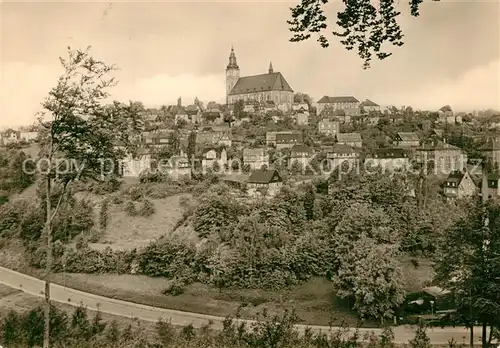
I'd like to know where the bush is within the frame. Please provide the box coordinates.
[124,201,136,216]
[138,199,156,217]
[162,278,186,296]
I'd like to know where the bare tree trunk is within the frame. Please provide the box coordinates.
[481,322,487,348]
[43,175,52,348]
[487,325,493,348]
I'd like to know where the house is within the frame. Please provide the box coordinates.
[317,117,340,136]
[202,109,223,124]
[316,96,360,114]
[416,141,467,175]
[243,101,259,113]
[443,170,476,200]
[360,99,380,113]
[292,103,309,113]
[19,131,38,142]
[480,137,500,169]
[246,169,283,197]
[262,101,277,113]
[265,131,295,146]
[161,155,191,181]
[202,148,228,171]
[1,128,19,145]
[295,112,309,126]
[364,148,410,172]
[336,133,362,148]
[395,132,420,148]
[121,149,152,178]
[326,144,360,173]
[289,144,314,171]
[486,114,500,129]
[275,133,303,150]
[243,147,269,170]
[175,108,190,124]
[319,107,351,124]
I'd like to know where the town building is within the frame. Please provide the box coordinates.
[416,141,467,175]
[364,148,410,172]
[295,112,309,126]
[326,144,360,173]
[438,105,455,124]
[121,149,152,178]
[162,155,191,181]
[0,129,19,145]
[265,131,297,146]
[317,117,340,136]
[289,144,314,170]
[246,169,283,197]
[443,170,476,200]
[19,131,38,142]
[394,132,420,148]
[316,96,360,114]
[360,99,380,113]
[202,148,228,171]
[336,133,362,148]
[275,133,303,150]
[226,47,294,111]
[243,147,269,170]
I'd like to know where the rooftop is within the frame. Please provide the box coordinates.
[317,96,359,104]
[248,169,282,184]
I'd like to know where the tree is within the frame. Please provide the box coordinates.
[35,47,140,348]
[303,184,316,220]
[187,131,197,167]
[233,100,245,119]
[288,0,430,68]
[293,92,312,107]
[333,237,405,323]
[435,200,500,348]
[409,324,432,348]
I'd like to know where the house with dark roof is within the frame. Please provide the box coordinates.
[275,133,303,150]
[265,131,295,146]
[443,170,476,200]
[438,105,455,124]
[395,132,420,148]
[226,47,293,111]
[364,148,410,172]
[246,169,283,197]
[316,96,360,114]
[289,145,314,171]
[336,133,362,148]
[360,99,380,113]
[326,144,360,173]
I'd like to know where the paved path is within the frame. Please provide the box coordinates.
[0,266,493,344]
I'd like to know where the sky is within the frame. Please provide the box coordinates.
[1,0,499,128]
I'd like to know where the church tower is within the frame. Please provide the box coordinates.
[268,61,273,74]
[226,46,240,105]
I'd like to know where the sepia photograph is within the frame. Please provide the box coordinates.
[0,0,499,347]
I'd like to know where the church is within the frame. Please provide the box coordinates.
[226,47,294,110]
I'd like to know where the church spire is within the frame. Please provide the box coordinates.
[227,46,239,69]
[268,61,274,73]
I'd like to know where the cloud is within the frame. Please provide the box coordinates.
[374,59,500,111]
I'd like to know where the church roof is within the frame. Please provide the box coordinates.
[229,72,293,95]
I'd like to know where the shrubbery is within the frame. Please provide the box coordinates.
[1,303,436,348]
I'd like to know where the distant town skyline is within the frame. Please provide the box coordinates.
[1,0,499,128]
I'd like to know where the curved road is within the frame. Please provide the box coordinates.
[0,266,492,344]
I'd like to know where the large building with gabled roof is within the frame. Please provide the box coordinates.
[225,47,294,110]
